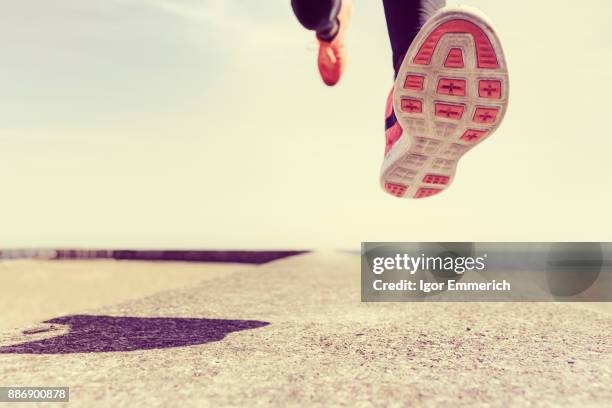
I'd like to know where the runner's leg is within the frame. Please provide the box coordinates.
[382,0,446,76]
[291,0,342,41]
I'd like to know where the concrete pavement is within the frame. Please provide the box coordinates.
[1,252,611,407]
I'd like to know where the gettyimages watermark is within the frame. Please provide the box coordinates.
[361,243,612,302]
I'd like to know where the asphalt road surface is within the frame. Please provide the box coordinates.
[1,252,611,407]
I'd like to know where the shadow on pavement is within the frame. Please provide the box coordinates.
[0,315,269,354]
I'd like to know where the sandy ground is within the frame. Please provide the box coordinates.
[0,259,249,331]
[1,252,611,407]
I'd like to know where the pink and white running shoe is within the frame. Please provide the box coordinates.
[381,6,509,199]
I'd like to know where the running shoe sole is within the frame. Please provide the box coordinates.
[381,6,509,199]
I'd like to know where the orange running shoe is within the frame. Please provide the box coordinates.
[381,6,509,199]
[317,0,352,86]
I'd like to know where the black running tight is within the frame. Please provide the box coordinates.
[291,0,446,75]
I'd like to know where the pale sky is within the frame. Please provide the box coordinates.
[1,0,611,249]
